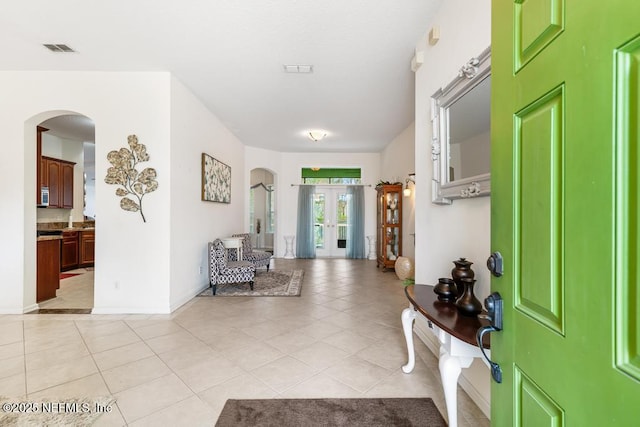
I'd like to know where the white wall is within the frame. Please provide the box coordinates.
[168,77,246,310]
[381,122,416,260]
[246,148,381,258]
[413,0,492,416]
[0,71,174,313]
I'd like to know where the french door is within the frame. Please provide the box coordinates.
[313,187,348,257]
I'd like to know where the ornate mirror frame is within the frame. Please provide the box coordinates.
[431,46,491,204]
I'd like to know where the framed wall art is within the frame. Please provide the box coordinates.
[201,153,231,203]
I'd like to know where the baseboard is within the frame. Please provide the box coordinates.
[170,285,209,312]
[23,303,40,313]
[91,306,171,314]
[414,314,491,418]
[0,304,39,314]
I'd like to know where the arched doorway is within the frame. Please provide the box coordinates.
[35,113,95,311]
[249,168,275,254]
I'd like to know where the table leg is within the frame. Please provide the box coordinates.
[401,307,417,373]
[438,349,473,427]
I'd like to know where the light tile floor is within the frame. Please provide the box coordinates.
[1,259,490,426]
[38,267,94,310]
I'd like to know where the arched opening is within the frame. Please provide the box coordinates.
[249,168,276,255]
[31,112,96,312]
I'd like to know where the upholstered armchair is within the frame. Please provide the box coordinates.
[231,233,272,272]
[208,239,255,295]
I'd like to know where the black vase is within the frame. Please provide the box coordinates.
[455,277,482,316]
[433,278,457,302]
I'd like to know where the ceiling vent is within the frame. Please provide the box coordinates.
[283,64,313,73]
[43,44,75,53]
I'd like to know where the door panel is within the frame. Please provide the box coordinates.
[492,0,640,425]
[616,34,640,382]
[514,0,564,72]
[515,86,564,334]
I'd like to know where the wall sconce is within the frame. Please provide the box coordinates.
[404,173,416,197]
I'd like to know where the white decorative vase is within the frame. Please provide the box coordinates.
[366,236,376,260]
[395,256,415,281]
[284,235,295,259]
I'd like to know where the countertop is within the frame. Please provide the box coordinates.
[37,235,63,242]
[36,227,94,241]
[60,227,95,232]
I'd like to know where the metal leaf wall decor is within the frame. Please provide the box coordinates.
[104,135,158,222]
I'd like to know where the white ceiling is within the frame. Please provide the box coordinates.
[1,0,442,153]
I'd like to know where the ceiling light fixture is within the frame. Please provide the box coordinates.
[307,130,327,142]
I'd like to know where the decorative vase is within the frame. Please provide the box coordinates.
[394,256,415,280]
[455,277,482,316]
[433,277,457,302]
[451,257,475,282]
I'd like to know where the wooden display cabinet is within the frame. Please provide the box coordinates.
[376,184,403,270]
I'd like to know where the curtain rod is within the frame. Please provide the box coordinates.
[250,182,274,192]
[291,183,372,187]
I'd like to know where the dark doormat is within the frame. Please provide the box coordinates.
[215,398,447,427]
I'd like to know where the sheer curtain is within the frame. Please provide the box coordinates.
[346,185,366,259]
[296,185,316,258]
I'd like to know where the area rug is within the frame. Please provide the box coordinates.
[198,269,303,297]
[215,398,446,427]
[0,395,115,426]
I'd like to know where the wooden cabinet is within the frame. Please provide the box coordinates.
[62,229,94,270]
[79,230,95,267]
[41,156,75,208]
[37,238,60,302]
[376,184,403,270]
[61,230,79,271]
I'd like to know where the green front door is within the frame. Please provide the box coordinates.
[492,1,640,425]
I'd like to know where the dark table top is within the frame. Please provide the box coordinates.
[405,284,490,349]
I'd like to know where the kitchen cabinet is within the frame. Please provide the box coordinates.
[41,156,75,208]
[79,229,95,267]
[376,184,403,270]
[37,238,60,302]
[61,230,79,271]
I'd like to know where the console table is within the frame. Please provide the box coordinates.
[402,284,490,427]
[221,237,243,261]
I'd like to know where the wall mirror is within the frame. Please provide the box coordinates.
[431,46,491,204]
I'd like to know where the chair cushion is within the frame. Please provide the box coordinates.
[244,251,271,267]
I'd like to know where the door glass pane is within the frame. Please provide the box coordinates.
[336,193,348,248]
[313,194,325,249]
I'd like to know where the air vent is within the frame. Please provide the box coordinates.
[283,64,313,73]
[43,44,75,53]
